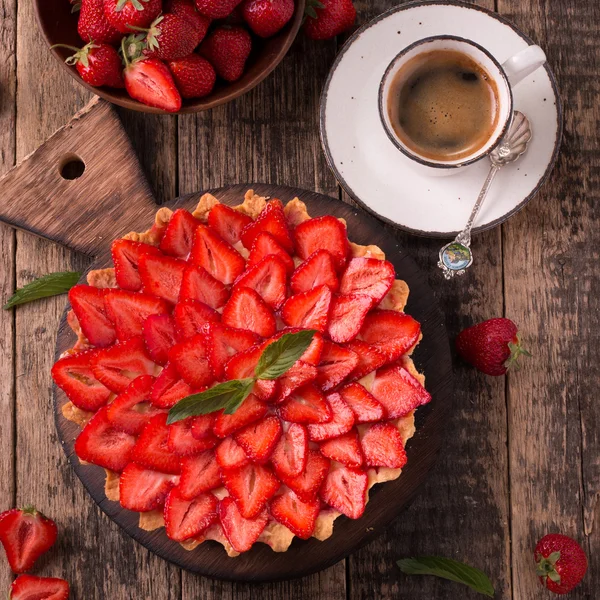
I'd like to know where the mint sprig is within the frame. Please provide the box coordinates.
[3,271,81,310]
[167,329,317,423]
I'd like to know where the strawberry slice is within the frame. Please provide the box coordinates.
[222,287,276,338]
[205,322,260,379]
[164,488,218,542]
[218,497,269,553]
[224,343,278,401]
[290,249,339,294]
[173,298,220,339]
[360,423,407,468]
[107,375,163,435]
[124,57,182,113]
[51,349,111,411]
[234,415,282,463]
[190,224,246,285]
[131,414,181,474]
[278,384,332,424]
[327,294,372,343]
[215,437,249,469]
[179,450,221,499]
[339,382,386,423]
[150,363,193,408]
[104,289,170,341]
[344,339,388,381]
[207,203,253,246]
[190,414,216,439]
[139,253,187,304]
[269,328,324,365]
[240,199,293,252]
[281,285,332,332]
[68,285,116,347]
[279,449,329,502]
[319,430,363,468]
[143,313,178,365]
[339,257,395,306]
[233,254,288,309]
[270,489,320,539]
[316,341,359,391]
[248,231,295,274]
[213,394,267,438]
[370,364,431,418]
[320,465,368,519]
[91,336,156,393]
[178,264,228,309]
[111,239,161,292]
[74,407,136,472]
[9,575,69,600]
[119,463,178,512]
[270,422,308,479]
[276,361,318,402]
[293,216,350,270]
[359,310,421,362]
[221,463,279,518]
[307,392,355,442]
[168,418,217,456]
[159,209,199,258]
[169,334,214,388]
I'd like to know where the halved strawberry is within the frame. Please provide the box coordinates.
[213,394,267,437]
[316,341,358,391]
[173,298,220,339]
[119,463,177,512]
[327,294,372,343]
[9,575,69,600]
[222,287,276,338]
[104,289,170,341]
[107,375,163,435]
[319,430,363,468]
[293,216,350,270]
[164,488,218,542]
[224,343,278,402]
[159,208,199,258]
[279,449,329,502]
[169,334,214,388]
[344,339,388,381]
[205,322,260,379]
[179,450,221,499]
[74,407,136,472]
[143,313,178,365]
[131,414,180,474]
[248,231,295,274]
[276,361,318,402]
[139,253,187,304]
[339,257,395,306]
[218,497,269,553]
[240,199,293,252]
[233,254,287,309]
[91,336,156,393]
[339,382,386,423]
[150,363,193,408]
[190,413,215,439]
[290,249,339,294]
[307,392,355,442]
[68,285,116,347]
[207,203,253,246]
[359,310,421,362]
[360,423,407,468]
[190,224,246,285]
[370,364,431,418]
[51,349,111,411]
[278,384,332,424]
[270,489,320,539]
[234,415,282,463]
[215,437,249,469]
[221,463,279,518]
[270,328,324,365]
[178,264,228,309]
[111,239,161,292]
[168,417,217,456]
[270,423,308,479]
[281,285,332,332]
[320,465,368,519]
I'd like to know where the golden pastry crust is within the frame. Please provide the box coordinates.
[104,469,120,502]
[192,193,219,222]
[283,198,311,227]
[139,510,165,531]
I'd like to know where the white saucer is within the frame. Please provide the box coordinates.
[320,0,562,237]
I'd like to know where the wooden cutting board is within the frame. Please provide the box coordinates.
[0,99,453,581]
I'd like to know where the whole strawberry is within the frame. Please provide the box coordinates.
[195,0,243,19]
[303,0,356,40]
[103,0,162,34]
[455,317,530,376]
[242,0,295,38]
[165,0,211,40]
[535,534,588,595]
[143,14,201,60]
[199,26,252,82]
[78,0,122,44]
[167,54,216,98]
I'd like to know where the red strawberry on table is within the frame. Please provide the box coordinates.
[303,0,356,40]
[168,55,217,99]
[10,575,69,600]
[78,0,121,44]
[194,0,243,19]
[142,14,201,60]
[535,533,588,594]
[103,0,162,33]
[54,42,124,88]
[199,26,252,82]
[242,0,295,38]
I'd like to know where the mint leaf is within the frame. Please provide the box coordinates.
[254,329,316,380]
[3,271,81,310]
[397,557,495,598]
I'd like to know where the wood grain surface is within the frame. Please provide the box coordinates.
[0,0,598,598]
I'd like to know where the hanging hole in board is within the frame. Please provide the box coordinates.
[58,154,86,180]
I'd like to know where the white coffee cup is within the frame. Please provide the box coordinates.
[378,35,546,174]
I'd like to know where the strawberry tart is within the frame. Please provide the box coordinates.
[52,189,431,557]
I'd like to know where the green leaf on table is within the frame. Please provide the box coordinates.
[397,557,495,598]
[254,329,317,380]
[3,271,81,310]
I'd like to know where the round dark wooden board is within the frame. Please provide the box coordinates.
[54,184,453,582]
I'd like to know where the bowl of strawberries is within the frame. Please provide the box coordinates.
[35,0,305,113]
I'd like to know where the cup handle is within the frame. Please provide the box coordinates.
[502,45,547,87]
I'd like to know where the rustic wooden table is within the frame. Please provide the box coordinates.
[0,0,598,598]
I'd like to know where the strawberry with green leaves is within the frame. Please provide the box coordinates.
[77,0,122,44]
[303,0,356,40]
[103,0,162,34]
[139,14,201,60]
[53,42,124,88]
[535,534,588,595]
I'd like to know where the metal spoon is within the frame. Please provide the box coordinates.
[438,111,532,279]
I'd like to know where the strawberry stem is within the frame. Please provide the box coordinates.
[504,334,531,371]
[20,505,38,515]
[536,551,562,584]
